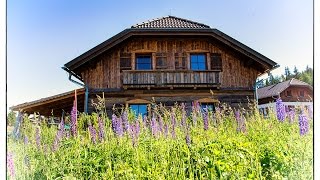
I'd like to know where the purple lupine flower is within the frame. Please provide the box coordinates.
[66,131,70,139]
[70,101,78,137]
[276,97,286,122]
[128,124,137,146]
[52,128,64,152]
[235,110,246,133]
[307,105,313,120]
[98,117,105,142]
[171,111,176,138]
[151,116,158,137]
[35,127,41,149]
[7,152,15,178]
[288,109,295,123]
[24,155,30,169]
[185,132,191,146]
[122,110,130,132]
[164,124,169,137]
[181,103,187,129]
[135,120,140,136]
[203,108,209,130]
[111,114,118,133]
[185,124,191,146]
[24,135,28,145]
[59,118,65,132]
[192,101,200,113]
[299,112,309,136]
[88,123,97,144]
[158,115,164,133]
[192,112,197,126]
[143,115,148,130]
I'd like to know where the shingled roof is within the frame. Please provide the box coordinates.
[257,78,312,99]
[131,16,210,29]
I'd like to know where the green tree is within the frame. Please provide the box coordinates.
[7,111,16,126]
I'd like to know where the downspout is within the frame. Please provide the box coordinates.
[62,67,89,114]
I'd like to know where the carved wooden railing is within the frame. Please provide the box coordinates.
[122,70,221,89]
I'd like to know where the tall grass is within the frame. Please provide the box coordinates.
[7,101,313,179]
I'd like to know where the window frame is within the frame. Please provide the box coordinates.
[190,53,207,70]
[135,54,152,70]
[129,104,148,118]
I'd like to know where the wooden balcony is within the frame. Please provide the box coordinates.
[122,70,221,89]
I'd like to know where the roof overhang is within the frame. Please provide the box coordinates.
[64,28,278,75]
[10,88,85,116]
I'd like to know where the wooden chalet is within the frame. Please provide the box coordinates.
[257,78,313,116]
[11,16,278,117]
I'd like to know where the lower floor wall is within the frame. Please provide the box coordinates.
[88,89,255,117]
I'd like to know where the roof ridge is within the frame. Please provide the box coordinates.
[167,15,210,28]
[131,16,210,29]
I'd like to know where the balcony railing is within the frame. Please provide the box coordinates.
[122,70,220,89]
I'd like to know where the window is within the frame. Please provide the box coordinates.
[200,103,215,112]
[156,53,167,69]
[190,54,206,70]
[129,104,148,117]
[136,55,152,70]
[175,53,187,69]
[210,53,222,71]
[120,53,131,71]
[286,90,292,97]
[299,91,304,97]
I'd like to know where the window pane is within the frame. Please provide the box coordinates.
[191,63,198,70]
[136,55,152,70]
[190,54,206,70]
[197,55,206,63]
[129,104,148,117]
[198,63,206,70]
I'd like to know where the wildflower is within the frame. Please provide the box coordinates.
[111,114,118,133]
[135,120,140,136]
[143,115,148,130]
[158,115,164,133]
[24,135,28,145]
[98,117,105,142]
[171,111,176,138]
[235,110,246,133]
[164,124,169,137]
[7,152,15,178]
[24,155,30,169]
[288,109,295,123]
[185,125,191,146]
[66,131,70,139]
[35,127,41,149]
[181,103,187,129]
[203,108,209,130]
[122,110,130,132]
[71,100,78,137]
[307,105,313,120]
[59,118,65,132]
[192,112,197,126]
[52,128,63,152]
[128,124,137,146]
[151,116,158,137]
[192,101,200,113]
[88,123,97,144]
[299,112,309,136]
[276,97,286,122]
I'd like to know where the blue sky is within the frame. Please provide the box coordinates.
[7,0,313,108]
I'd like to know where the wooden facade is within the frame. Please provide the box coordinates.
[78,38,260,90]
[11,16,278,116]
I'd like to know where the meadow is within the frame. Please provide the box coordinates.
[7,99,313,179]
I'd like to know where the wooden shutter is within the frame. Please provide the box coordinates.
[210,53,222,71]
[174,52,187,70]
[120,53,131,71]
[155,53,167,69]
